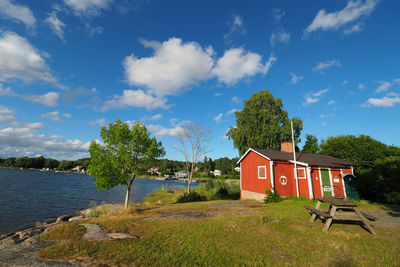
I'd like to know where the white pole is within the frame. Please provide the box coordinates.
[291,120,299,197]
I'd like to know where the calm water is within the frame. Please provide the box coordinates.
[0,169,196,235]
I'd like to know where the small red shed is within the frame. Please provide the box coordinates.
[237,143,355,201]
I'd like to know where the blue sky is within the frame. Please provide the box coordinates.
[0,0,399,160]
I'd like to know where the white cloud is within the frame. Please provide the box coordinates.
[0,125,90,159]
[225,109,238,116]
[0,83,14,96]
[213,49,276,85]
[0,105,15,123]
[358,83,366,90]
[89,118,107,127]
[375,79,400,93]
[328,100,336,105]
[41,111,62,122]
[232,96,240,104]
[86,24,104,37]
[147,124,184,138]
[124,38,214,96]
[342,80,348,85]
[0,0,36,27]
[290,73,303,84]
[365,94,400,108]
[224,14,245,40]
[214,93,222,97]
[344,23,363,35]
[46,11,66,40]
[24,92,59,107]
[0,32,56,83]
[304,0,377,36]
[63,113,71,118]
[63,0,113,16]
[312,59,341,73]
[12,122,44,129]
[214,113,223,124]
[103,89,170,110]
[270,29,290,47]
[141,113,162,121]
[272,8,285,23]
[303,89,329,106]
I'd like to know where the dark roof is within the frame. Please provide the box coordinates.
[250,148,354,168]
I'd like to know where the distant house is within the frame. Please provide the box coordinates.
[72,165,82,172]
[147,167,161,176]
[213,170,221,176]
[237,142,355,201]
[175,171,187,178]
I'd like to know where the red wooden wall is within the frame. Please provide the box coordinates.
[241,152,272,194]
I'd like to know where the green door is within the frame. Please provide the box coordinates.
[343,175,360,201]
[320,168,332,197]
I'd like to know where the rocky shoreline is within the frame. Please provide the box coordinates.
[0,204,134,267]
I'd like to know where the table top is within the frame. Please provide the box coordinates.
[317,197,358,207]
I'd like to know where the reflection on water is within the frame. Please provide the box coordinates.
[0,169,196,235]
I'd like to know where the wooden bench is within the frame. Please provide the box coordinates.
[305,206,332,219]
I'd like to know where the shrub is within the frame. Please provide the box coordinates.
[88,201,107,217]
[264,189,281,203]
[177,191,205,203]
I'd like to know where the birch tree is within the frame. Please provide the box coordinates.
[88,119,165,208]
[175,122,211,193]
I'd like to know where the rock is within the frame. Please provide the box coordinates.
[56,214,72,223]
[0,232,14,240]
[45,217,57,224]
[68,215,83,222]
[107,233,139,240]
[81,224,107,241]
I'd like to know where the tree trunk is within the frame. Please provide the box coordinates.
[187,175,192,193]
[124,175,135,208]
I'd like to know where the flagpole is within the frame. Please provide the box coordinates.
[291,120,299,197]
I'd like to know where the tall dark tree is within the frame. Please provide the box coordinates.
[302,134,320,154]
[227,89,303,155]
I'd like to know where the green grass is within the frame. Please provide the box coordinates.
[38,198,400,266]
[40,223,86,241]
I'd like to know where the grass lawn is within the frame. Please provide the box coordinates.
[38,193,400,266]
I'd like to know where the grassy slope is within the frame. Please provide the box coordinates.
[38,195,400,266]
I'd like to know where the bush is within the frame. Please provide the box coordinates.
[264,189,281,203]
[196,179,240,200]
[177,191,205,203]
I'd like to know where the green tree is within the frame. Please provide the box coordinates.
[88,119,165,208]
[227,90,303,155]
[302,134,320,153]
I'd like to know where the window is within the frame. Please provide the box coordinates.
[297,168,306,179]
[258,166,267,179]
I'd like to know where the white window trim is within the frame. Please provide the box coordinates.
[297,167,306,179]
[258,166,267,179]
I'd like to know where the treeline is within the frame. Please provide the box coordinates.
[0,156,90,171]
[302,134,400,205]
[156,156,240,179]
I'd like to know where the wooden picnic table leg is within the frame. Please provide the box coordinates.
[310,200,322,222]
[354,208,376,235]
[322,205,337,232]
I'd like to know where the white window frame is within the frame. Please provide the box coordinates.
[258,166,267,179]
[297,167,306,179]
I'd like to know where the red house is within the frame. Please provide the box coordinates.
[237,142,355,201]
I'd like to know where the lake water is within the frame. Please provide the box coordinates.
[0,169,196,235]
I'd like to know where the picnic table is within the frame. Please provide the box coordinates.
[305,197,377,234]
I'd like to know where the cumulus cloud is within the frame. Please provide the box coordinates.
[303,89,329,106]
[214,113,223,124]
[141,113,162,121]
[270,29,290,47]
[312,59,341,73]
[290,73,303,84]
[89,118,107,127]
[24,92,59,107]
[225,109,239,116]
[12,121,44,129]
[41,111,62,122]
[0,83,15,96]
[231,96,240,104]
[0,0,36,27]
[103,89,170,110]
[0,32,56,83]
[0,125,90,159]
[365,93,400,108]
[304,0,377,37]
[46,11,66,40]
[375,79,400,93]
[224,14,245,41]
[0,105,15,123]
[212,49,277,85]
[272,8,285,24]
[124,38,214,96]
[344,23,363,35]
[328,100,336,105]
[63,0,113,16]
[147,124,184,138]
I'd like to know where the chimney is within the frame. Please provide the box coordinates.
[281,142,293,153]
